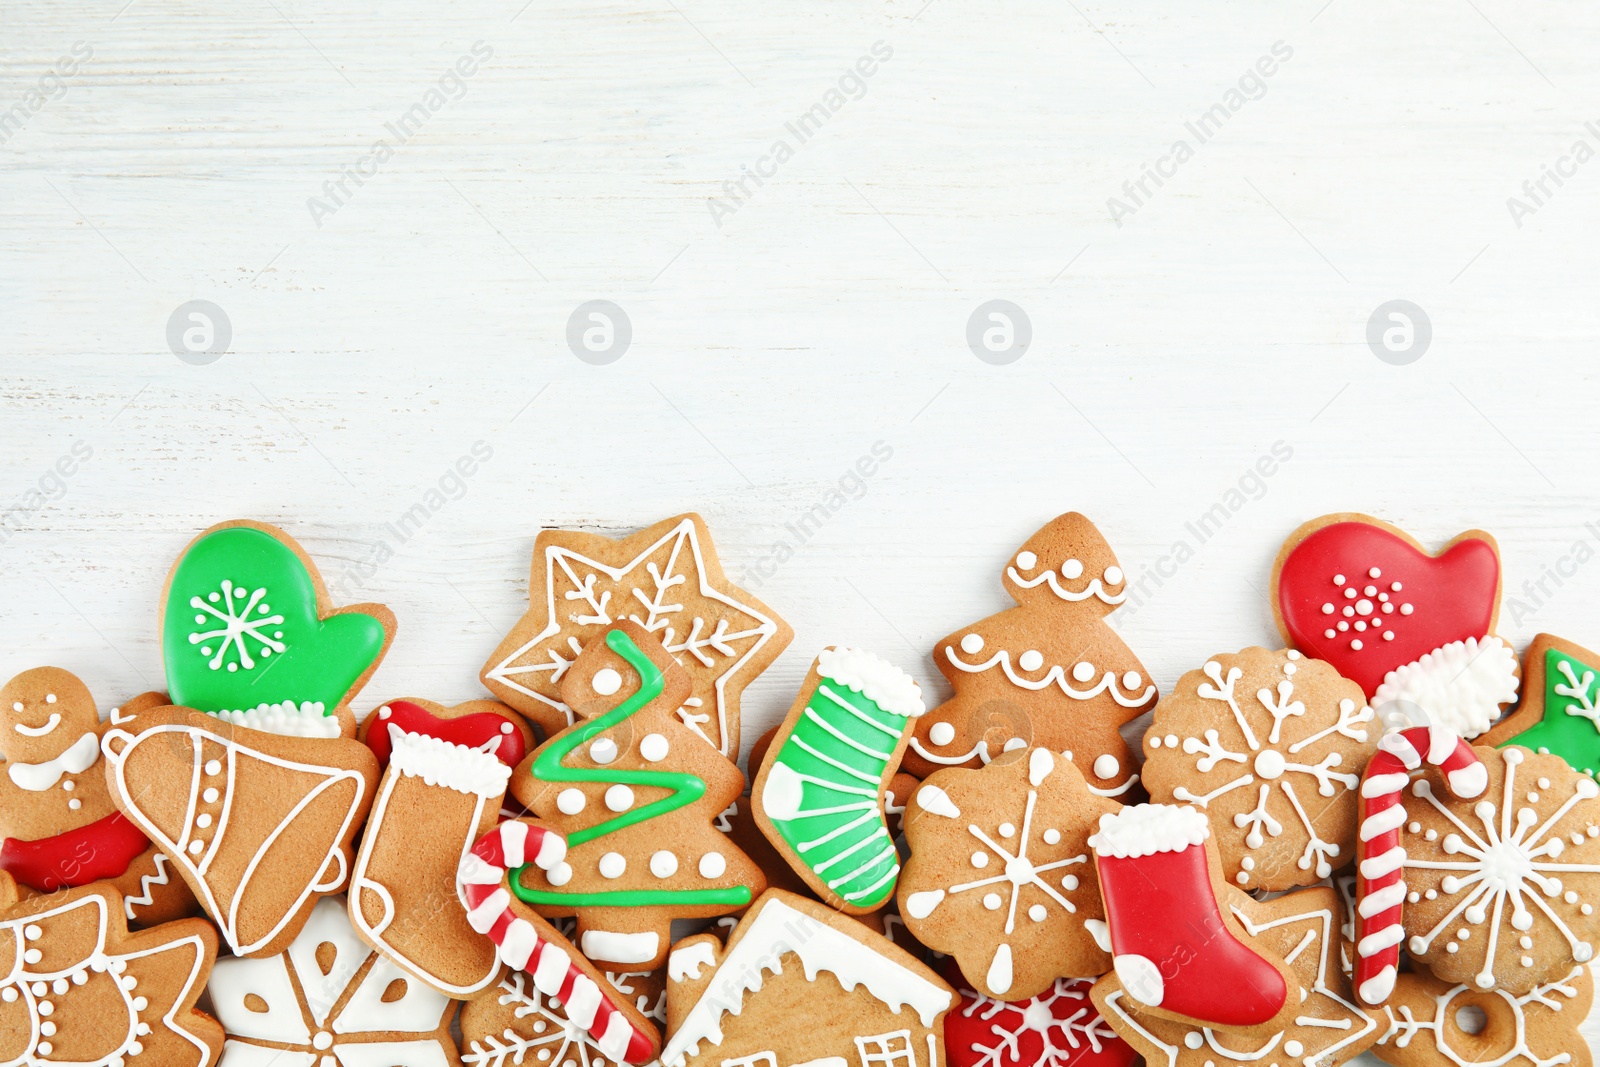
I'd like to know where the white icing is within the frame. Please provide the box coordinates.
[639,733,669,761]
[815,647,925,718]
[581,930,659,964]
[916,785,961,819]
[9,732,98,791]
[942,645,1154,708]
[1092,754,1120,780]
[209,701,339,738]
[1088,804,1209,859]
[386,725,512,797]
[698,852,726,878]
[1006,564,1125,605]
[669,940,717,982]
[12,712,60,737]
[929,722,956,746]
[659,898,952,1065]
[592,668,622,696]
[1372,636,1519,739]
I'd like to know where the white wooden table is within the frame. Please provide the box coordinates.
[4,0,1600,1057]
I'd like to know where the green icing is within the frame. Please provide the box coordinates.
[162,525,387,717]
[511,629,751,911]
[1501,646,1600,777]
[764,675,907,908]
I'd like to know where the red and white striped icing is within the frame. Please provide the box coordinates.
[457,820,657,1064]
[1353,726,1487,1005]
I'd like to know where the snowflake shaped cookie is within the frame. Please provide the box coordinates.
[1374,963,1590,1067]
[482,514,791,755]
[463,970,665,1067]
[898,748,1117,1000]
[944,966,1134,1067]
[206,896,458,1065]
[1141,647,1377,891]
[1091,887,1379,1067]
[1397,744,1600,993]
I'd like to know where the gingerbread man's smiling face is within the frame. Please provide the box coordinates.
[0,667,99,771]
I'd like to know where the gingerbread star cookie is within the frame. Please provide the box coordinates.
[482,513,791,757]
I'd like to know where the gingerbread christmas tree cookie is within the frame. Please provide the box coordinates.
[1140,647,1377,890]
[482,514,791,757]
[902,513,1157,797]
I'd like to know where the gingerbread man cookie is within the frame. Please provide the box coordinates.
[903,513,1157,798]
[482,514,791,757]
[897,747,1117,1000]
[1141,647,1377,891]
[0,667,195,926]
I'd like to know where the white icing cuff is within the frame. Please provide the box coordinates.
[816,647,925,717]
[388,725,513,797]
[1088,804,1209,858]
[210,701,340,738]
[1372,636,1519,739]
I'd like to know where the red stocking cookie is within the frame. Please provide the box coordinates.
[481,513,791,757]
[903,514,1157,797]
[1272,514,1518,738]
[349,697,534,998]
[0,667,196,926]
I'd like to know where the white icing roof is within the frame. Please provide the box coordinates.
[660,898,951,1067]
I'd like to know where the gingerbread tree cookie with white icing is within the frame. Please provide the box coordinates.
[482,513,791,757]
[897,747,1117,1000]
[0,667,196,926]
[1140,646,1378,891]
[902,513,1157,797]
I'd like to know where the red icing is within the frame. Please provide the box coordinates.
[365,700,526,769]
[1096,836,1288,1028]
[1276,519,1499,696]
[942,961,1136,1067]
[0,811,151,892]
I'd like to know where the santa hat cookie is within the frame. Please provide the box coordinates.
[1271,513,1518,739]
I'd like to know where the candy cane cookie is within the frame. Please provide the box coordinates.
[458,820,661,1065]
[1354,726,1486,1005]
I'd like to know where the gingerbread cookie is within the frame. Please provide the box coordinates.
[208,895,460,1065]
[161,519,395,738]
[0,667,196,926]
[1378,743,1600,994]
[1087,804,1298,1034]
[458,820,662,1064]
[903,513,1157,798]
[0,875,223,1066]
[753,646,924,912]
[104,706,378,958]
[897,747,1116,1000]
[1141,647,1377,891]
[942,960,1136,1067]
[1482,632,1600,775]
[462,968,666,1067]
[1371,962,1592,1067]
[660,889,955,1067]
[1092,886,1378,1066]
[482,514,791,756]
[505,622,764,970]
[349,698,533,998]
[1272,513,1518,738]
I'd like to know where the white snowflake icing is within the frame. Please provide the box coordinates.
[465,971,625,1067]
[955,978,1119,1067]
[1165,655,1373,885]
[1402,746,1600,987]
[187,578,286,673]
[1378,966,1583,1067]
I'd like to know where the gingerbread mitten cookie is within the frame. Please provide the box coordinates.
[1092,886,1378,1065]
[0,667,196,926]
[661,890,954,1067]
[1141,647,1377,891]
[754,646,924,913]
[506,622,765,970]
[0,875,223,1066]
[104,519,388,958]
[1272,513,1517,737]
[482,514,791,757]
[208,895,460,1065]
[350,698,533,998]
[903,514,1157,797]
[898,748,1116,1000]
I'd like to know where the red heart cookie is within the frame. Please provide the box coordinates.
[363,699,529,768]
[1271,514,1500,696]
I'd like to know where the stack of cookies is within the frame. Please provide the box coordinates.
[0,510,1593,1067]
